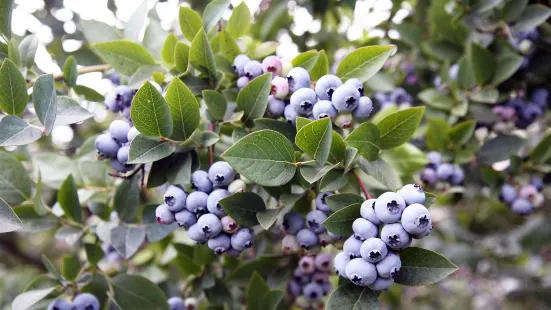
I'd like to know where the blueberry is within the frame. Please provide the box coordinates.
[287,279,302,297]
[303,282,324,302]
[95,133,121,158]
[367,276,394,291]
[397,184,426,205]
[352,218,378,241]
[315,75,343,100]
[156,204,175,225]
[401,203,431,236]
[315,253,332,272]
[530,176,544,191]
[521,104,543,123]
[221,215,239,233]
[207,189,230,217]
[334,252,350,278]
[225,248,242,257]
[312,100,337,120]
[109,120,131,144]
[352,96,374,120]
[436,163,455,182]
[237,76,250,89]
[345,258,377,287]
[168,297,185,310]
[270,76,289,99]
[290,88,317,115]
[315,192,333,213]
[72,293,100,310]
[450,165,464,185]
[519,184,538,199]
[208,161,235,187]
[267,95,286,117]
[420,167,437,186]
[312,271,329,284]
[282,211,304,234]
[231,228,253,251]
[511,198,534,215]
[110,159,134,173]
[47,299,72,310]
[360,199,383,225]
[197,214,222,238]
[287,67,311,93]
[531,87,549,108]
[112,85,135,107]
[317,231,332,247]
[389,87,412,104]
[244,60,263,79]
[126,127,139,143]
[381,223,411,250]
[374,192,406,223]
[284,104,298,125]
[191,170,213,193]
[360,237,388,263]
[122,106,131,121]
[375,252,401,278]
[343,236,363,259]
[262,55,282,77]
[187,224,208,243]
[107,71,121,85]
[426,151,442,166]
[104,92,121,113]
[174,209,197,229]
[374,92,390,105]
[306,210,327,233]
[164,185,187,212]
[117,145,130,163]
[208,233,231,254]
[293,267,310,284]
[299,256,316,274]
[282,234,300,253]
[322,283,332,296]
[344,78,364,96]
[296,228,318,249]
[186,191,209,214]
[232,54,251,76]
[332,85,360,112]
[499,184,517,203]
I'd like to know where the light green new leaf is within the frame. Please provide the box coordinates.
[425,118,451,152]
[291,50,329,81]
[448,120,475,146]
[358,157,402,190]
[469,42,496,86]
[295,118,332,165]
[94,40,156,76]
[130,81,173,137]
[247,272,270,310]
[377,106,425,150]
[179,6,203,42]
[189,29,217,81]
[80,19,121,43]
[0,59,27,115]
[161,33,178,64]
[336,45,396,82]
[114,174,140,223]
[124,0,149,42]
[63,56,77,87]
[322,203,361,236]
[345,122,380,161]
[110,224,145,259]
[58,174,82,222]
[237,73,272,124]
[174,42,190,73]
[18,34,39,68]
[530,133,551,164]
[227,2,251,38]
[491,53,523,85]
[165,78,200,140]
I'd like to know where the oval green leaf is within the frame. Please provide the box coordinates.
[130,81,173,137]
[336,45,396,82]
[377,106,425,150]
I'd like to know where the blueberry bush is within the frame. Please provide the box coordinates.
[1,0,550,309]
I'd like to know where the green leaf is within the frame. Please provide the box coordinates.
[80,19,121,43]
[425,118,451,152]
[424,192,437,207]
[470,88,499,104]
[72,85,105,102]
[11,287,57,310]
[124,0,149,42]
[325,193,364,212]
[93,40,155,76]
[128,135,175,164]
[114,174,140,222]
[55,96,93,126]
[0,115,42,146]
[219,192,266,227]
[503,0,528,23]
[291,50,329,81]
[7,39,19,67]
[336,45,396,82]
[395,247,458,286]
[345,122,380,161]
[328,132,346,164]
[203,89,227,121]
[320,169,349,192]
[112,274,170,310]
[473,0,502,13]
[417,89,453,111]
[18,34,38,68]
[326,283,378,310]
[222,130,296,186]
[211,29,241,62]
[477,134,525,165]
[0,151,32,205]
[422,41,463,62]
[0,198,22,233]
[513,4,551,32]
[174,252,202,275]
[530,133,551,164]
[161,33,178,64]
[261,290,285,310]
[254,118,297,145]
[179,6,203,42]
[0,0,12,40]
[448,120,475,146]
[32,74,57,135]
[42,254,61,279]
[247,272,270,310]
[61,255,80,281]
[190,28,217,81]
[202,0,230,33]
[457,56,476,90]
[322,203,361,236]
[85,243,104,266]
[358,157,402,190]
[63,56,77,87]
[165,78,200,140]
[295,118,332,165]
[491,53,524,85]
[227,2,251,38]
[237,73,272,124]
[0,59,28,115]
[111,224,146,259]
[380,143,428,178]
[300,162,339,184]
[174,42,190,73]
[57,175,82,223]
[377,107,425,150]
[469,42,496,86]
[131,81,173,137]
[393,23,422,48]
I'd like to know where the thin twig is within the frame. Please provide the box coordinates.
[352,169,371,199]
[28,64,112,86]
[108,164,145,180]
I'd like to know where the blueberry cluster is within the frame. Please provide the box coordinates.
[103,85,136,120]
[373,87,414,110]
[167,296,197,310]
[287,254,333,308]
[499,177,544,215]
[94,120,140,173]
[280,192,345,252]
[47,293,100,310]
[333,184,432,291]
[156,162,253,256]
[420,151,464,187]
[232,54,374,127]
[492,88,549,129]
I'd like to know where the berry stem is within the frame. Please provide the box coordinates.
[295,159,316,167]
[208,123,214,166]
[352,168,371,199]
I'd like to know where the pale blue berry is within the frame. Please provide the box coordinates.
[167,297,185,310]
[296,228,318,249]
[191,170,213,193]
[401,203,431,236]
[231,228,253,251]
[244,60,263,79]
[174,209,197,229]
[312,100,337,120]
[315,75,342,100]
[287,67,311,92]
[352,218,378,241]
[155,204,175,225]
[303,283,324,302]
[315,192,333,213]
[282,212,304,234]
[72,293,100,310]
[208,233,231,255]
[381,223,411,250]
[360,237,388,263]
[352,96,374,120]
[344,78,364,96]
[374,192,406,223]
[233,54,251,76]
[208,161,235,187]
[197,213,222,238]
[290,88,317,115]
[343,236,363,259]
[187,224,208,243]
[306,210,327,233]
[345,258,377,287]
[397,184,426,205]
[207,189,230,217]
[334,252,350,278]
[186,191,209,215]
[109,120,131,144]
[47,299,72,310]
[360,199,382,225]
[164,185,187,212]
[332,84,360,112]
[368,276,394,291]
[376,252,401,278]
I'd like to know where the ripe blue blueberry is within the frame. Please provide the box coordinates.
[104,85,134,112]
[530,176,544,191]
[332,84,360,112]
[521,104,543,123]
[287,280,302,297]
[322,283,332,296]
[72,293,100,310]
[117,145,130,163]
[208,161,235,187]
[164,185,187,212]
[381,223,411,250]
[315,253,332,272]
[47,299,72,310]
[208,233,231,254]
[303,282,324,302]
[345,258,377,287]
[343,236,363,259]
[262,55,282,77]
[191,170,213,193]
[436,163,455,182]
[368,276,394,291]
[110,159,133,173]
[244,60,263,79]
[271,76,289,99]
[352,218,378,241]
[389,87,412,104]
[420,167,437,186]
[197,214,222,238]
[282,212,304,234]
[155,204,175,225]
[312,271,329,284]
[426,151,442,166]
[315,192,333,214]
[187,224,208,243]
[299,256,316,274]
[344,78,364,96]
[374,192,406,223]
[290,88,317,115]
[376,252,401,278]
[334,252,350,278]
[282,234,300,253]
[109,120,131,144]
[296,228,318,249]
[287,67,311,93]
[167,297,185,310]
[221,215,239,233]
[315,75,343,100]
[306,210,328,233]
[397,184,426,205]
[267,95,286,117]
[499,184,517,204]
[95,133,121,158]
[352,96,374,120]
[174,209,197,229]
[450,165,464,185]
[232,54,251,76]
[186,191,209,215]
[312,100,337,120]
[207,189,230,217]
[510,198,534,215]
[231,228,254,251]
[401,203,431,236]
[531,87,549,108]
[127,126,140,142]
[293,267,310,284]
[284,104,298,125]
[237,76,250,89]
[360,237,388,263]
[360,199,383,225]
[104,93,121,113]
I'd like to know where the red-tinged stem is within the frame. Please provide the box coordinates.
[352,169,371,199]
[208,123,214,166]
